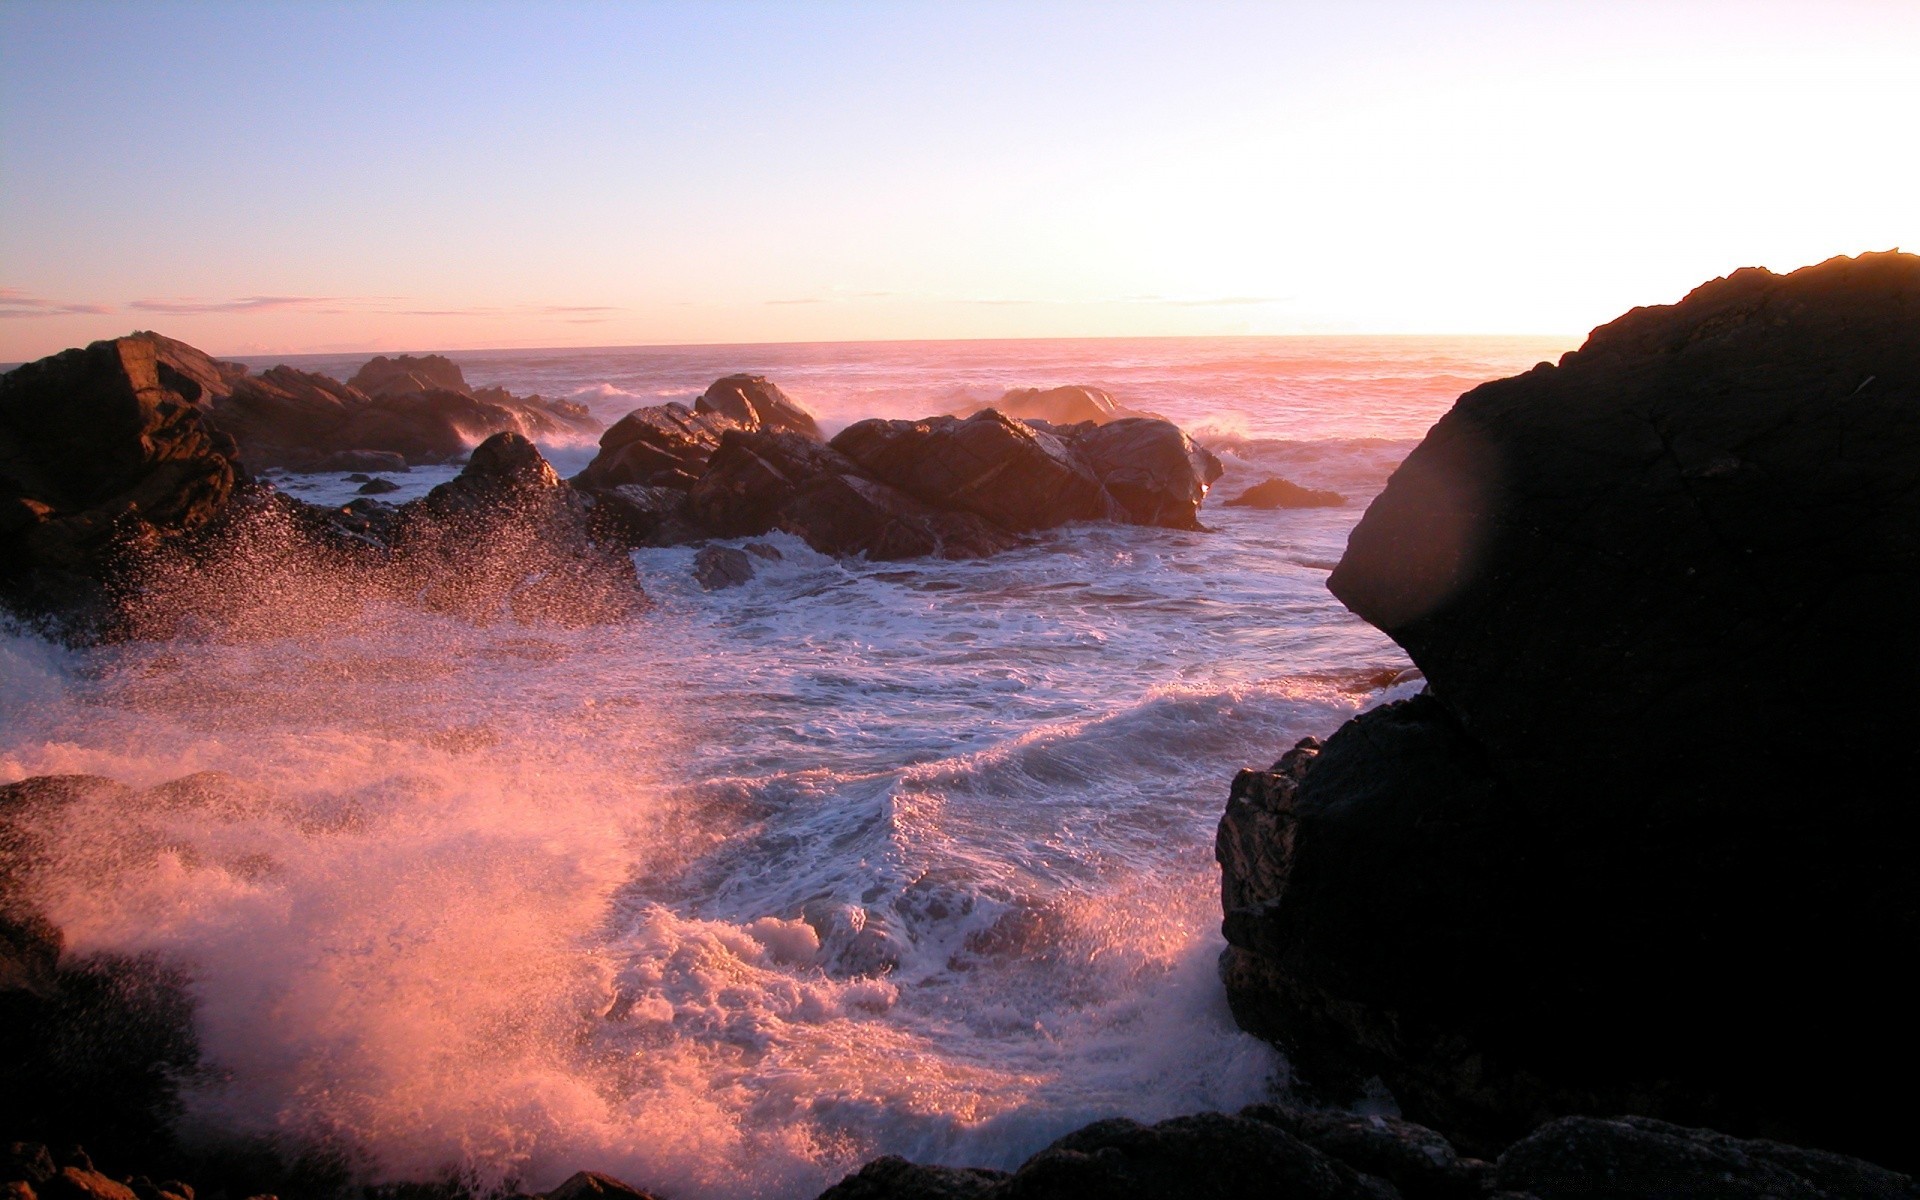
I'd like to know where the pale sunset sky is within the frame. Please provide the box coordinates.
[2,0,1915,359]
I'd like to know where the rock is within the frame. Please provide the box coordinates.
[831,410,1121,532]
[1240,1105,1488,1200]
[587,484,694,547]
[41,1169,135,1200]
[1061,417,1223,530]
[4,1143,57,1186]
[692,545,754,590]
[540,1171,662,1200]
[573,403,735,492]
[312,450,409,474]
[346,354,470,398]
[1496,1116,1918,1200]
[690,429,1018,560]
[211,359,597,471]
[1,333,240,628]
[743,541,782,560]
[394,433,646,626]
[356,478,401,495]
[687,430,864,537]
[1224,477,1345,509]
[816,1157,1006,1200]
[969,385,1155,427]
[996,1113,1396,1200]
[1219,251,1920,1169]
[695,374,822,440]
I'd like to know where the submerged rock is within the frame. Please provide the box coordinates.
[692,545,755,590]
[1218,251,1920,1168]
[1224,477,1345,509]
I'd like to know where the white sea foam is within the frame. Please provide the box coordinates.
[2,336,1570,1198]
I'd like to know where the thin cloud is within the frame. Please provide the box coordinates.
[0,287,115,318]
[129,295,349,315]
[119,295,623,320]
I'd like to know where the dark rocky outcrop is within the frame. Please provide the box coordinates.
[831,410,1122,533]
[1217,251,1920,1169]
[346,353,471,398]
[690,429,1017,560]
[573,403,737,492]
[695,374,822,440]
[1056,417,1223,530]
[207,355,598,471]
[0,334,240,628]
[815,1106,1915,1200]
[1224,477,1345,509]
[1496,1116,1919,1200]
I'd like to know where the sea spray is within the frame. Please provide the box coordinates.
[2,336,1564,1198]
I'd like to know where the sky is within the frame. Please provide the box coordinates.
[2,0,1916,359]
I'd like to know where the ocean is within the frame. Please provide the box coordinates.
[0,335,1570,1199]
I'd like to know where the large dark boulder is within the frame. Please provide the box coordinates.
[574,402,736,492]
[1217,252,1920,1168]
[690,429,1016,560]
[1496,1116,1918,1200]
[1,333,240,626]
[831,410,1121,532]
[1059,417,1223,530]
[695,374,822,440]
[346,353,470,398]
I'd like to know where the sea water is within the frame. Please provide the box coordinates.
[0,335,1568,1199]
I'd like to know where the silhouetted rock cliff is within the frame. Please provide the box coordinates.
[1217,250,1920,1168]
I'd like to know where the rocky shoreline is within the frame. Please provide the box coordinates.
[7,252,1920,1198]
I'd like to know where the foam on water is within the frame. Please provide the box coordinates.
[1,336,1570,1199]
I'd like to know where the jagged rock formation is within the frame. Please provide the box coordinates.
[1216,251,1920,1169]
[0,333,240,627]
[695,373,823,440]
[574,386,1224,559]
[211,354,598,470]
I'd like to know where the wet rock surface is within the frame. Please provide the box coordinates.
[1218,251,1920,1169]
[0,333,240,630]
[830,410,1120,532]
[694,373,822,440]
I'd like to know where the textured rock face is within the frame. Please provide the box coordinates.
[1064,417,1223,530]
[575,402,738,491]
[346,352,470,398]
[1218,252,1920,1168]
[690,429,1017,560]
[1,334,240,622]
[695,373,822,440]
[831,410,1121,532]
[204,357,598,471]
